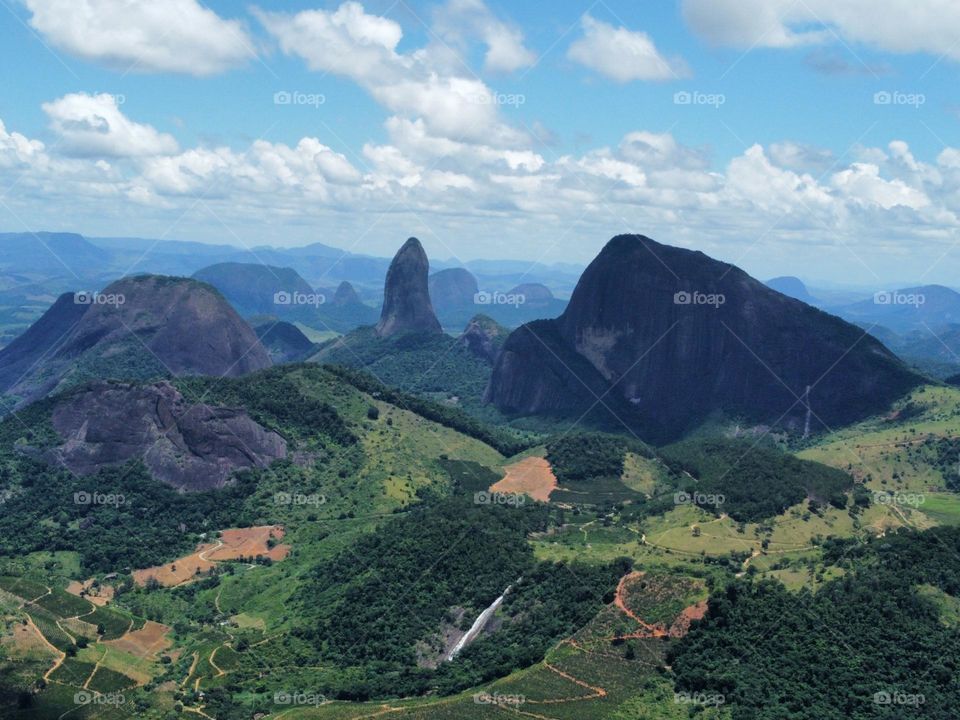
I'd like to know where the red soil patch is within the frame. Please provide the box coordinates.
[613,572,668,638]
[668,599,708,638]
[104,620,171,659]
[205,526,290,562]
[490,456,558,502]
[133,525,289,587]
[67,579,115,606]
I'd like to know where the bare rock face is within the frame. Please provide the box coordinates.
[375,238,442,337]
[486,234,922,441]
[429,268,479,310]
[458,314,507,363]
[46,381,286,491]
[0,275,271,405]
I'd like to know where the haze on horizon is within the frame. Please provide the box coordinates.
[1,0,959,285]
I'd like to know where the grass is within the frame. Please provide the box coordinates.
[918,492,960,526]
[25,607,74,651]
[34,588,94,619]
[917,584,960,627]
[0,576,48,601]
[86,665,137,693]
[84,606,134,640]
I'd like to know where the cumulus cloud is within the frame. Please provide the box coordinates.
[432,0,535,73]
[255,2,529,148]
[25,0,256,75]
[567,14,690,82]
[682,0,960,60]
[4,88,960,281]
[42,93,179,158]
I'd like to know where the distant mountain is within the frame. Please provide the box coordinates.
[333,280,362,306]
[0,275,271,406]
[255,320,317,363]
[429,268,479,311]
[193,262,315,316]
[835,285,960,334]
[375,238,442,337]
[486,234,921,442]
[766,276,817,304]
[193,263,377,333]
[0,232,109,276]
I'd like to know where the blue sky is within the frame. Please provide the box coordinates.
[1,0,958,285]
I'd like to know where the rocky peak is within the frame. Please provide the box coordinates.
[375,238,442,337]
[487,234,921,441]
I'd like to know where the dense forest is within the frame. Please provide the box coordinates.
[546,432,652,482]
[292,497,626,699]
[660,438,854,521]
[671,527,960,719]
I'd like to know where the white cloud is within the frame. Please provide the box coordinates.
[682,0,960,60]
[42,93,179,158]
[25,0,255,75]
[831,163,930,209]
[567,14,689,82]
[256,2,528,147]
[4,93,960,282]
[433,0,535,73]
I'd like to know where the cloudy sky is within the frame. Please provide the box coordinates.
[1,0,958,284]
